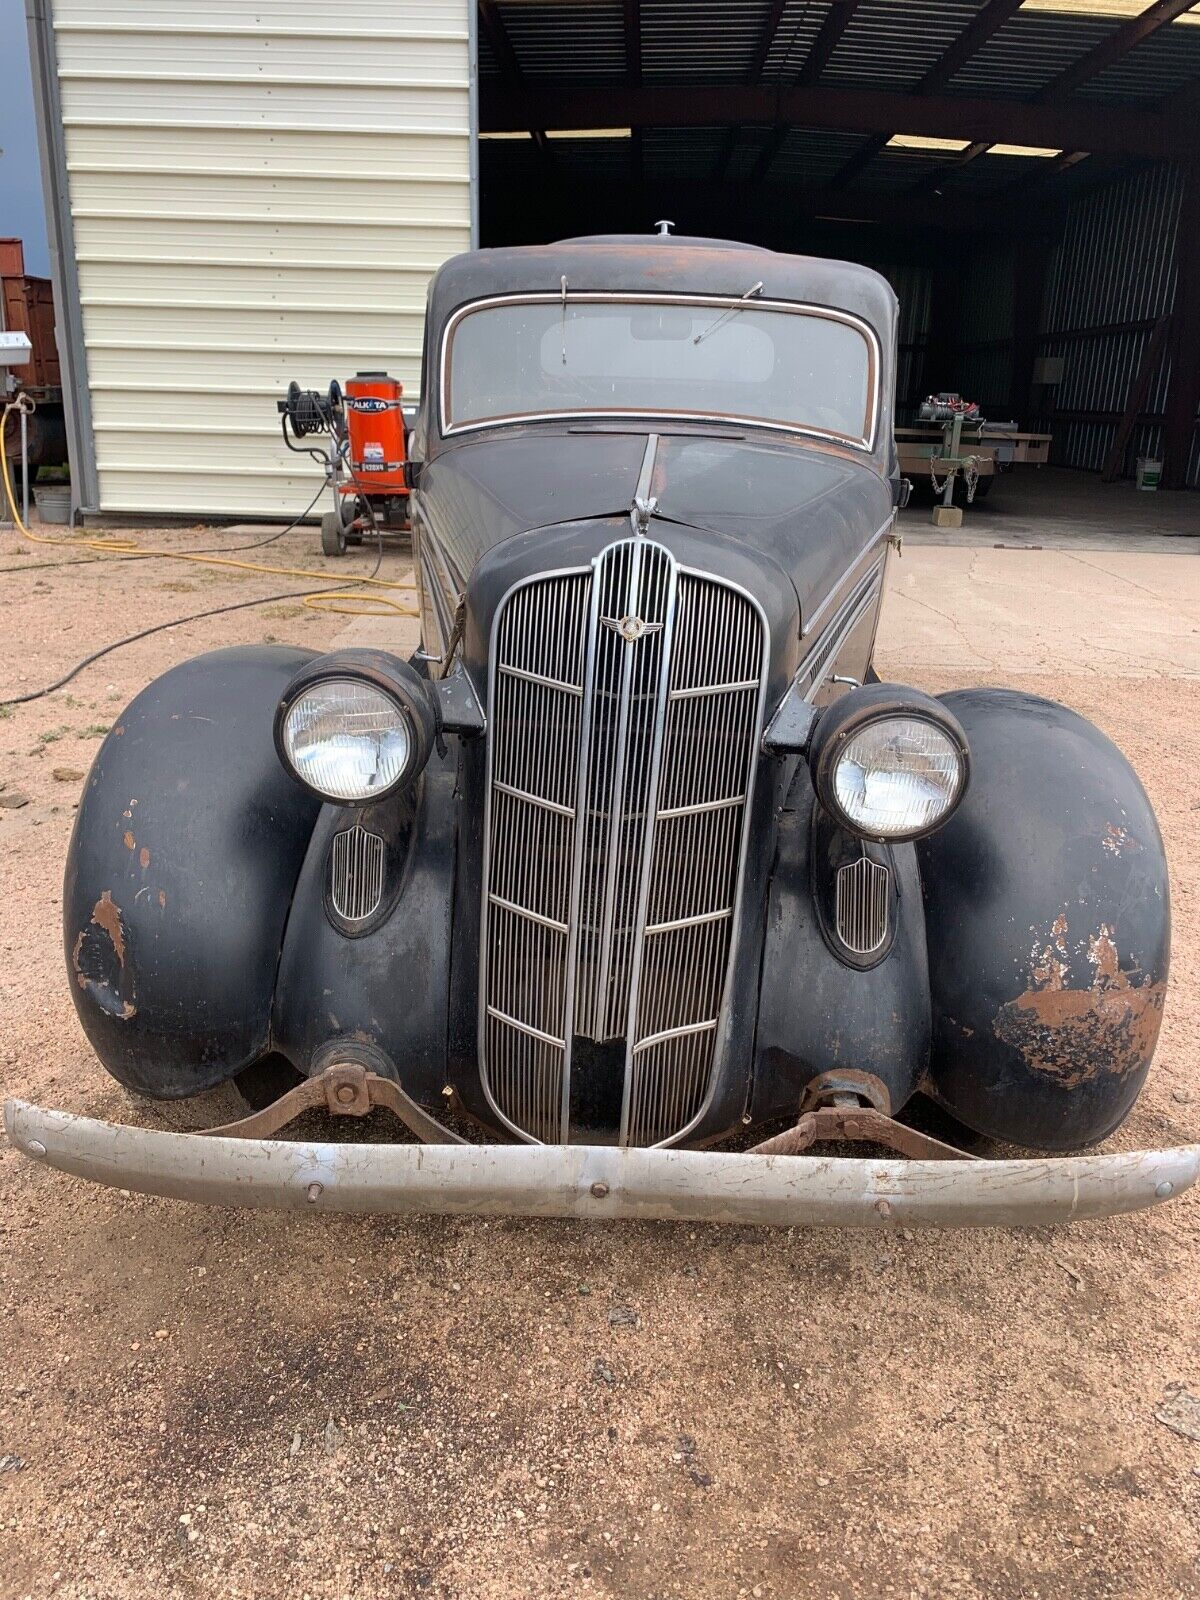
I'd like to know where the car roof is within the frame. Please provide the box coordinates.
[425,235,898,341]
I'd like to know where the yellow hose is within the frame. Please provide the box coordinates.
[0,400,418,618]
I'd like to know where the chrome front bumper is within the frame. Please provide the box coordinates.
[5,1098,1198,1228]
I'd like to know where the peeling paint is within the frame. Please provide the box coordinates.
[158,890,166,909]
[996,922,1165,1089]
[139,847,150,869]
[90,891,126,966]
[71,892,137,1021]
[123,831,135,851]
[1102,822,1139,858]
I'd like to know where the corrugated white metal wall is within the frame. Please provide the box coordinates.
[48,0,473,516]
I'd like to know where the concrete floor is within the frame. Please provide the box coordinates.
[879,466,1200,682]
[902,464,1200,554]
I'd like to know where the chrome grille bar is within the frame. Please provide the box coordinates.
[622,571,768,1148]
[479,570,591,1143]
[836,856,891,955]
[480,540,767,1147]
[329,825,386,924]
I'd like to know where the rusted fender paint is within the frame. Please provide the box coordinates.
[71,891,136,1020]
[918,689,1170,1152]
[63,646,322,1098]
[994,921,1166,1091]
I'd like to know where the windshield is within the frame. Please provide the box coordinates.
[441,294,877,447]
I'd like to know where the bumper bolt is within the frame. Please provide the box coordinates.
[306,1182,324,1204]
[590,1181,610,1199]
[874,1197,892,1220]
[335,1085,356,1106]
[1155,1180,1174,1199]
[27,1140,46,1157]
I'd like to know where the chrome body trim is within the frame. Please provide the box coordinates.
[763,557,887,750]
[800,515,893,639]
[439,293,882,453]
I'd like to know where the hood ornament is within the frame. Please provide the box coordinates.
[601,614,663,644]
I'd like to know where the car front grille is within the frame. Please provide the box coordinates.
[480,537,767,1146]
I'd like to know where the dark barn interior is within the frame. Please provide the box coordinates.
[476,0,1200,489]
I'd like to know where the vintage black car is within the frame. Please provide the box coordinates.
[7,234,1196,1226]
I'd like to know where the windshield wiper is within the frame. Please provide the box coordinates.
[692,281,764,346]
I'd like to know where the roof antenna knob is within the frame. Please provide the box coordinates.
[654,219,674,236]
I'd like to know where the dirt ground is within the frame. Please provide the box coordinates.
[0,506,1198,1600]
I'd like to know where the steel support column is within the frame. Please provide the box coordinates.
[1163,162,1200,489]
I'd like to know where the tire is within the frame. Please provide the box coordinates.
[320,510,347,556]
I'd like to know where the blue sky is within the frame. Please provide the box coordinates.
[1,0,51,276]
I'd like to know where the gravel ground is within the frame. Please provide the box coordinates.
[0,515,1197,1600]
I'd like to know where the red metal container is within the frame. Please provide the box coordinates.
[343,371,408,496]
[1,239,61,393]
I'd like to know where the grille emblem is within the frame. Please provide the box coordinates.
[601,613,663,643]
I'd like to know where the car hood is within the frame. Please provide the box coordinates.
[420,428,893,625]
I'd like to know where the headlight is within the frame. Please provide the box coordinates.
[810,685,968,842]
[275,650,437,805]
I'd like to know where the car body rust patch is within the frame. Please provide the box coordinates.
[995,922,1164,1089]
[71,892,136,1020]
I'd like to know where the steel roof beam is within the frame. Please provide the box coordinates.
[826,0,1026,189]
[480,83,1189,160]
[746,0,862,185]
[747,0,788,84]
[713,0,789,184]
[797,0,861,84]
[478,0,549,156]
[624,0,643,186]
[906,140,992,199]
[1035,0,1198,103]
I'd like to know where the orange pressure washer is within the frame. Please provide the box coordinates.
[278,372,411,556]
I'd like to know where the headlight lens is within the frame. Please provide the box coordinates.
[281,678,413,802]
[831,716,964,839]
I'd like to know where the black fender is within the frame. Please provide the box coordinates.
[752,767,931,1122]
[917,689,1169,1150]
[64,645,321,1097]
[270,739,457,1107]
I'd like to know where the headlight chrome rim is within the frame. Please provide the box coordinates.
[810,686,969,843]
[274,649,438,806]
[282,678,414,804]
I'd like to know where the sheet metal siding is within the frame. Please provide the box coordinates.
[1037,165,1184,480]
[957,247,1014,417]
[49,0,472,516]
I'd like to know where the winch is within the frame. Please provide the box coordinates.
[277,371,411,556]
